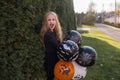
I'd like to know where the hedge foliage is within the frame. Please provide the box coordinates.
[0,0,76,80]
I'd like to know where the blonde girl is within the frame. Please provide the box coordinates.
[40,11,62,80]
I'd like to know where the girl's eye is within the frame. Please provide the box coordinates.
[48,19,51,21]
[52,19,55,21]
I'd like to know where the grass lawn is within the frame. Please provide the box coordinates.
[41,28,120,80]
[78,30,120,80]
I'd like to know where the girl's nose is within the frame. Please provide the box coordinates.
[50,21,53,24]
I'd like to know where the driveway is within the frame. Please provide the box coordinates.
[94,23,120,42]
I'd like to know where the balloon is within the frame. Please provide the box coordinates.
[76,46,97,67]
[54,60,74,80]
[72,61,87,80]
[57,40,79,61]
[64,30,82,46]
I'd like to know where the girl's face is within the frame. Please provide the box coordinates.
[47,14,56,31]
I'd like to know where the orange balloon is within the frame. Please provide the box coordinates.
[54,60,74,80]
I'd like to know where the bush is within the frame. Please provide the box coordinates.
[104,22,120,28]
[0,0,76,80]
[83,13,96,25]
[0,0,45,79]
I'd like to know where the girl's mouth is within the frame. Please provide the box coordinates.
[50,24,54,27]
[50,24,54,28]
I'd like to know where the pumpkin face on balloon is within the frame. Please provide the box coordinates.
[54,60,74,80]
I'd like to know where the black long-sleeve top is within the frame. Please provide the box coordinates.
[44,30,59,67]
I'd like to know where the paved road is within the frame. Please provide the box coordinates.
[94,23,120,42]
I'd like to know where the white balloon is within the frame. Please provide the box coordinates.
[72,61,87,80]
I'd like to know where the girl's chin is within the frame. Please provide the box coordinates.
[50,26,55,29]
[50,29,54,31]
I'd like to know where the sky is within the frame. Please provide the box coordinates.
[73,0,120,13]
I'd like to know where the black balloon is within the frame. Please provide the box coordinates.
[64,30,82,46]
[57,40,79,61]
[76,46,97,67]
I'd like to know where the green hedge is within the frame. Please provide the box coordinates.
[0,0,76,80]
[104,22,120,28]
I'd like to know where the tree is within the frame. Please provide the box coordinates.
[0,0,76,80]
[82,1,96,25]
[87,1,96,13]
[75,12,85,27]
[83,13,96,25]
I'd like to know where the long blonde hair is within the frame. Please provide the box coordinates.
[40,11,62,44]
